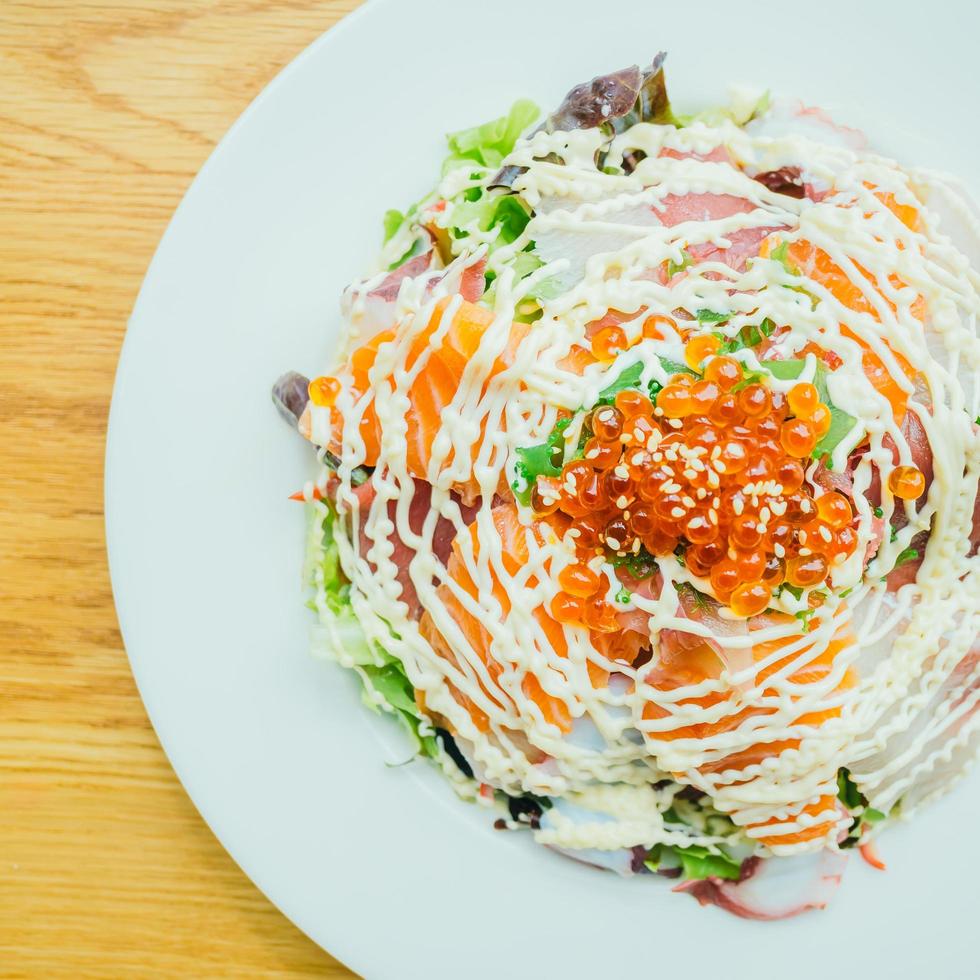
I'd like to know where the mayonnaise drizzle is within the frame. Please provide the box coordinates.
[314,108,980,857]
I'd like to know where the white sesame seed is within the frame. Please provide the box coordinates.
[689,459,706,472]
[586,448,599,460]
[707,471,720,489]
[630,452,645,466]
[606,536,621,550]
[801,499,813,514]
[733,497,744,516]
[696,487,707,500]
[568,528,581,538]
[684,469,698,480]
[760,506,772,523]
[774,543,785,558]
[770,499,787,517]
[668,419,683,429]
[616,495,629,509]
[711,446,722,461]
[799,547,812,556]
[614,465,629,479]
[623,510,631,520]
[662,481,681,494]
[728,546,737,560]
[757,523,768,534]
[632,538,642,554]
[799,530,808,544]
[819,525,832,543]
[682,495,695,508]
[652,451,663,463]
[708,509,719,525]
[671,506,686,519]
[654,407,665,416]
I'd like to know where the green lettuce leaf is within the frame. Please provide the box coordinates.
[696,308,729,324]
[595,355,693,406]
[676,844,742,881]
[718,317,776,354]
[359,660,438,759]
[675,89,771,129]
[644,843,742,881]
[444,99,540,171]
[382,209,405,243]
[451,193,531,243]
[307,503,437,759]
[513,417,572,505]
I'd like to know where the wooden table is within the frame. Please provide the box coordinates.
[1,3,360,975]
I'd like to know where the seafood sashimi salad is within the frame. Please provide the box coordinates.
[274,55,980,919]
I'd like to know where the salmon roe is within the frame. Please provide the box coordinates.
[592,325,629,360]
[685,334,721,371]
[787,382,820,418]
[308,375,340,407]
[535,350,859,621]
[887,465,926,500]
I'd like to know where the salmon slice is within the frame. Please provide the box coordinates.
[302,298,528,502]
[761,211,924,421]
[642,612,856,849]
[420,504,620,736]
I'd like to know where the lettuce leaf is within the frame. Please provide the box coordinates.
[644,843,742,881]
[513,417,572,505]
[596,355,693,406]
[718,317,776,353]
[695,308,729,324]
[450,192,531,243]
[675,89,770,128]
[359,660,439,759]
[444,99,540,171]
[307,502,438,759]
[382,209,405,243]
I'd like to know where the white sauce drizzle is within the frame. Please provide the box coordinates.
[313,110,980,857]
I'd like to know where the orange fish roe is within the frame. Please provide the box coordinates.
[592,325,629,360]
[787,381,820,418]
[685,334,721,371]
[534,356,858,620]
[888,464,926,500]
[308,375,341,407]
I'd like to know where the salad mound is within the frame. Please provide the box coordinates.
[274,54,980,919]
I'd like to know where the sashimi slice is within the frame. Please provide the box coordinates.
[302,298,527,504]
[351,478,478,620]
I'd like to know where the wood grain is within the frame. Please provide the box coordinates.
[0,2,361,975]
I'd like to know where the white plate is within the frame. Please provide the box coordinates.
[105,1,980,976]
